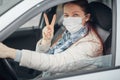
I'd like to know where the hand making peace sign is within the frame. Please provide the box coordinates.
[42,13,56,41]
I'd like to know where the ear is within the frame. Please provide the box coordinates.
[85,13,91,22]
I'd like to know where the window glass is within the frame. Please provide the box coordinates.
[0,0,23,16]
[20,13,42,28]
[103,0,112,8]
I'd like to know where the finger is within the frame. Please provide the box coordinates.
[44,32,51,40]
[51,14,56,27]
[43,27,50,34]
[44,13,49,26]
[44,26,51,33]
[43,33,48,40]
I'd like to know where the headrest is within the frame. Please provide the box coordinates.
[89,2,112,31]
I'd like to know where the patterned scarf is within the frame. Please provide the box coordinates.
[48,26,89,54]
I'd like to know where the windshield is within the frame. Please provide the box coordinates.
[0,0,23,16]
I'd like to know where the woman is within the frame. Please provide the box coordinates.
[0,0,103,78]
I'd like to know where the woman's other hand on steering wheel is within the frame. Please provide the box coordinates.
[0,42,16,59]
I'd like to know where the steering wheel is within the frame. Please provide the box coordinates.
[0,59,17,80]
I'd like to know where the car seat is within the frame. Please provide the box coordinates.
[89,2,112,55]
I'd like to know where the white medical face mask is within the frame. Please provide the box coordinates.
[63,17,83,34]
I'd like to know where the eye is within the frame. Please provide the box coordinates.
[73,14,79,17]
[64,14,69,18]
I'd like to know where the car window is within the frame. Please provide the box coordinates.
[0,0,23,16]
[102,0,112,8]
[2,0,114,79]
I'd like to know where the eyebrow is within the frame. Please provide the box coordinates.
[64,11,82,13]
[64,13,68,14]
[72,11,82,13]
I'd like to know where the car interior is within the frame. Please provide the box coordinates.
[0,0,112,80]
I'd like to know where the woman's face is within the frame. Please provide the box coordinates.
[63,3,90,26]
